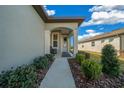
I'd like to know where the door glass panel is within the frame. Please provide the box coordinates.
[63,37,67,47]
[64,37,67,41]
[53,41,58,47]
[53,34,58,40]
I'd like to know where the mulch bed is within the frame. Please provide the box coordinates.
[68,58,124,88]
[36,60,54,87]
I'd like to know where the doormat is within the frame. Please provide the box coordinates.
[62,52,71,57]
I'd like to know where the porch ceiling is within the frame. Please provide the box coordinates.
[52,27,73,35]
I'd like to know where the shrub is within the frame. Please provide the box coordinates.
[33,56,49,69]
[81,60,102,80]
[0,65,37,88]
[76,53,85,64]
[78,51,90,59]
[84,52,90,59]
[101,44,120,77]
[45,54,55,61]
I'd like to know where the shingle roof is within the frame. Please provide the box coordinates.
[79,28,124,43]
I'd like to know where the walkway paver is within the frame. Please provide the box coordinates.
[40,57,76,88]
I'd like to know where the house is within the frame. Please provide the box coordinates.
[78,28,124,57]
[0,5,84,72]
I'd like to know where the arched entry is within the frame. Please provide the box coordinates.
[50,27,73,54]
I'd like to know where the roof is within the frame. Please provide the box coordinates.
[79,28,124,43]
[32,5,84,26]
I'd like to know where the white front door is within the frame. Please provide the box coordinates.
[52,32,59,53]
[63,36,68,52]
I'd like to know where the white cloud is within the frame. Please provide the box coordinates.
[86,29,95,33]
[89,5,124,12]
[99,27,104,30]
[81,5,124,27]
[78,35,85,40]
[78,29,103,40]
[43,5,56,16]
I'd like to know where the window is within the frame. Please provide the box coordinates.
[52,33,58,48]
[91,41,95,46]
[64,37,67,42]
[53,34,58,40]
[101,39,105,43]
[53,41,58,47]
[82,45,84,48]
[109,37,114,42]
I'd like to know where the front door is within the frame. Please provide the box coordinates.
[63,37,68,52]
[52,32,59,53]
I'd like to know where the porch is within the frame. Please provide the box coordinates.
[44,23,79,56]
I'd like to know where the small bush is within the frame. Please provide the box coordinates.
[0,65,37,88]
[81,60,102,80]
[84,52,90,59]
[33,56,49,69]
[78,51,90,59]
[76,53,85,64]
[101,44,120,77]
[45,54,55,61]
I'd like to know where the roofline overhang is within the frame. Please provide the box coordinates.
[32,5,84,26]
[79,30,124,43]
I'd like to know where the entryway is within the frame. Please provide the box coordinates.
[50,27,73,55]
[62,36,68,52]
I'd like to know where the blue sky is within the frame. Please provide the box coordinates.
[44,5,124,41]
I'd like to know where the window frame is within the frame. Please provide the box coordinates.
[101,39,105,43]
[91,41,95,47]
[52,32,59,48]
[109,37,114,42]
[82,45,84,48]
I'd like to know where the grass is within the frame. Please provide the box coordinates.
[79,50,124,72]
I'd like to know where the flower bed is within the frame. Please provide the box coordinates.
[68,58,124,88]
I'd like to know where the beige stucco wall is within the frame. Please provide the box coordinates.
[120,34,124,51]
[45,30,50,54]
[45,23,78,31]
[0,6,45,72]
[78,36,120,55]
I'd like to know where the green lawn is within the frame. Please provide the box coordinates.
[79,50,124,72]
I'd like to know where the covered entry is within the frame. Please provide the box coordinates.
[44,21,83,56]
[50,27,73,54]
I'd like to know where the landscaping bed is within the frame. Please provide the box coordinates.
[0,54,55,88]
[68,58,124,88]
[36,59,53,87]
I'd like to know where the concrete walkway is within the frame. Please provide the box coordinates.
[40,57,76,88]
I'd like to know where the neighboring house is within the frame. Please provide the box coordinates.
[0,5,84,72]
[78,28,124,57]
